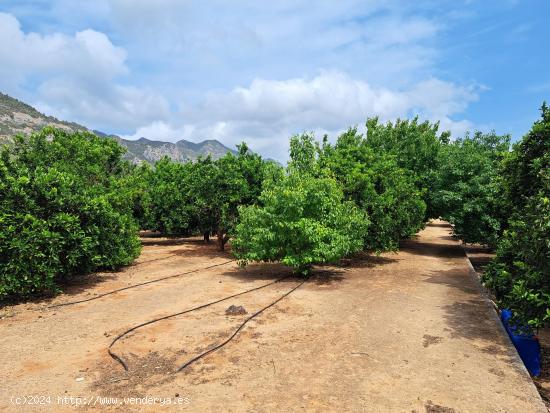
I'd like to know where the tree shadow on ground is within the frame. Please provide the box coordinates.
[439,298,498,342]
[400,239,464,259]
[140,233,216,246]
[423,267,521,368]
[218,261,349,287]
[429,221,452,228]
[59,243,232,294]
[0,271,122,309]
[337,251,398,268]
[219,262,295,282]
[311,270,346,286]
[438,298,522,370]
[169,245,232,260]
[58,248,230,295]
[140,238,191,246]
[1,240,236,310]
[463,244,494,254]
[424,268,479,296]
[468,256,494,273]
[219,249,397,287]
[0,240,392,310]
[462,244,495,273]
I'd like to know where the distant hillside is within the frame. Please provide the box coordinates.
[94,132,236,163]
[0,92,237,162]
[0,92,86,144]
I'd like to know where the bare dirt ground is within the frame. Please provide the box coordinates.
[0,221,546,412]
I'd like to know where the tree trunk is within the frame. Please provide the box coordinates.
[203,231,210,243]
[216,230,230,251]
[217,229,225,251]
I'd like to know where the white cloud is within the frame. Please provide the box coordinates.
[125,71,478,161]
[194,72,475,127]
[0,13,126,82]
[0,12,169,130]
[105,0,441,90]
[1,3,484,159]
[35,80,170,130]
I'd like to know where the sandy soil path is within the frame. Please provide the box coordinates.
[0,221,546,412]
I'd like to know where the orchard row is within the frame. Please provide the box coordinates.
[1,105,548,330]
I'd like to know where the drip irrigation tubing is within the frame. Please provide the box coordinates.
[47,259,235,309]
[108,275,302,371]
[175,276,308,373]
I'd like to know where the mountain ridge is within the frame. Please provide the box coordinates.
[0,92,237,163]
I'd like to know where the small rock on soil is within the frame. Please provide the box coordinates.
[225,305,247,316]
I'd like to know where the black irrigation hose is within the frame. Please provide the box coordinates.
[108,275,294,371]
[175,276,308,373]
[47,260,235,309]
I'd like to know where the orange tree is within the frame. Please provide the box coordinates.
[0,128,140,297]
[190,143,273,250]
[364,117,449,219]
[138,143,273,251]
[319,128,425,251]
[483,104,550,330]
[433,131,511,247]
[138,157,196,235]
[232,134,368,274]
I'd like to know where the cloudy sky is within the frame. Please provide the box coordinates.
[1,1,548,160]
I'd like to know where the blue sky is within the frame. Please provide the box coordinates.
[0,0,548,160]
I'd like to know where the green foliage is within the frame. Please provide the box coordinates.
[139,143,274,250]
[483,195,550,330]
[289,133,321,174]
[0,127,141,297]
[320,128,425,251]
[434,131,511,246]
[502,102,550,209]
[125,162,154,230]
[196,143,270,250]
[232,172,369,274]
[364,117,449,219]
[139,158,195,235]
[482,104,550,330]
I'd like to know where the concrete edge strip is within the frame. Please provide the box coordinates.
[460,244,547,411]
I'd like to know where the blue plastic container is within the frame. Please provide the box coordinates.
[500,309,541,376]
